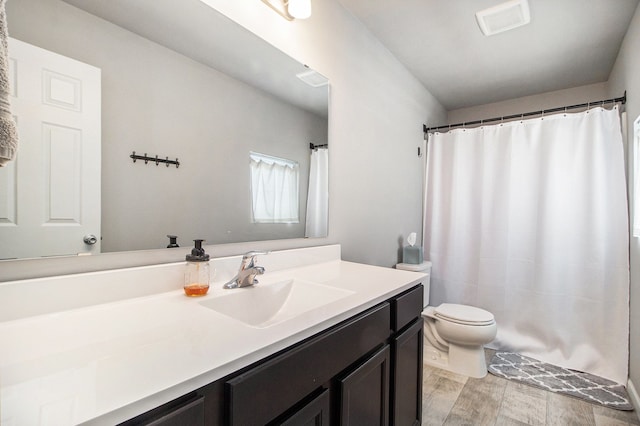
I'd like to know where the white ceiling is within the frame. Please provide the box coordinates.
[336,0,640,110]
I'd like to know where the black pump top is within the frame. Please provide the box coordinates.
[186,239,210,262]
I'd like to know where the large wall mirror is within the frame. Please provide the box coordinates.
[1,0,329,261]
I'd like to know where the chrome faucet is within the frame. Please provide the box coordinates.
[223,251,270,289]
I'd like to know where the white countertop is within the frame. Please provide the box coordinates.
[0,246,425,425]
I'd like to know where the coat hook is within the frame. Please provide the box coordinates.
[130,152,180,168]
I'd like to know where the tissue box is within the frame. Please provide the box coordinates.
[402,246,423,264]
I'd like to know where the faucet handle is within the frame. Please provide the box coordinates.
[242,250,270,261]
[242,250,270,258]
[241,250,270,268]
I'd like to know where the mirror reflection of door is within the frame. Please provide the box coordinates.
[0,38,101,259]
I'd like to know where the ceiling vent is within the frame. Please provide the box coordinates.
[475,0,530,36]
[296,69,328,87]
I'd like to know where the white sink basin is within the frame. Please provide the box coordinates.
[199,279,354,328]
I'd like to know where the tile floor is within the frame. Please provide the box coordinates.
[422,348,640,426]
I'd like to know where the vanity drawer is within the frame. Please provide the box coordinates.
[226,302,391,426]
[391,284,423,332]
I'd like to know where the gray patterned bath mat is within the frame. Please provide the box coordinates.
[488,352,634,411]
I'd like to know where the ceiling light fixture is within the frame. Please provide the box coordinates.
[261,0,312,21]
[475,0,530,36]
[287,0,312,19]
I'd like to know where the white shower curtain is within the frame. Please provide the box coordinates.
[423,106,630,384]
[305,147,328,238]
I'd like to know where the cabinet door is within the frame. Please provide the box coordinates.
[338,345,390,426]
[119,394,204,426]
[276,388,330,426]
[391,318,423,426]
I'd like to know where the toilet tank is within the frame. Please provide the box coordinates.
[396,261,431,307]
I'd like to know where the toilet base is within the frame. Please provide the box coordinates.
[423,341,489,378]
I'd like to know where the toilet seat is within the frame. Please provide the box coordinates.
[434,303,495,326]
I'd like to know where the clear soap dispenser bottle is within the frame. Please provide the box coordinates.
[184,239,210,297]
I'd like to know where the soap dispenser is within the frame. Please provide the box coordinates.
[184,239,210,297]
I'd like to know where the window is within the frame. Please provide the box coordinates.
[250,152,299,223]
[634,115,640,237]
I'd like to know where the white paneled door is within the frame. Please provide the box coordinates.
[0,38,101,259]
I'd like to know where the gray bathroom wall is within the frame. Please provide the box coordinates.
[447,82,610,125]
[7,0,327,252]
[609,0,640,403]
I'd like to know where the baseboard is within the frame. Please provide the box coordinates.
[628,378,640,420]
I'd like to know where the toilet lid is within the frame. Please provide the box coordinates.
[434,303,495,326]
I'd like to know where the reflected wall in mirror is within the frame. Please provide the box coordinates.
[1,0,329,260]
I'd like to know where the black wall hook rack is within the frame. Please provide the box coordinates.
[130,151,180,168]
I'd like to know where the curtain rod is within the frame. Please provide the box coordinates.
[310,143,328,150]
[423,91,626,133]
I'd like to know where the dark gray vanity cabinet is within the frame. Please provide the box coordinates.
[390,286,424,426]
[120,284,424,426]
[226,302,391,425]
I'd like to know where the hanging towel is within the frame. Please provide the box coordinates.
[0,0,17,167]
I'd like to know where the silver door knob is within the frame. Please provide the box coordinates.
[83,234,98,245]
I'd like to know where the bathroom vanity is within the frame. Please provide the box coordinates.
[0,245,425,425]
[122,284,423,425]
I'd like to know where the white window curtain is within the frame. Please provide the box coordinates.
[423,106,629,384]
[250,152,299,223]
[305,147,328,238]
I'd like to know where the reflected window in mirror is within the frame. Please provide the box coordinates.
[250,152,299,224]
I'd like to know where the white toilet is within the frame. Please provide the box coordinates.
[396,261,497,378]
